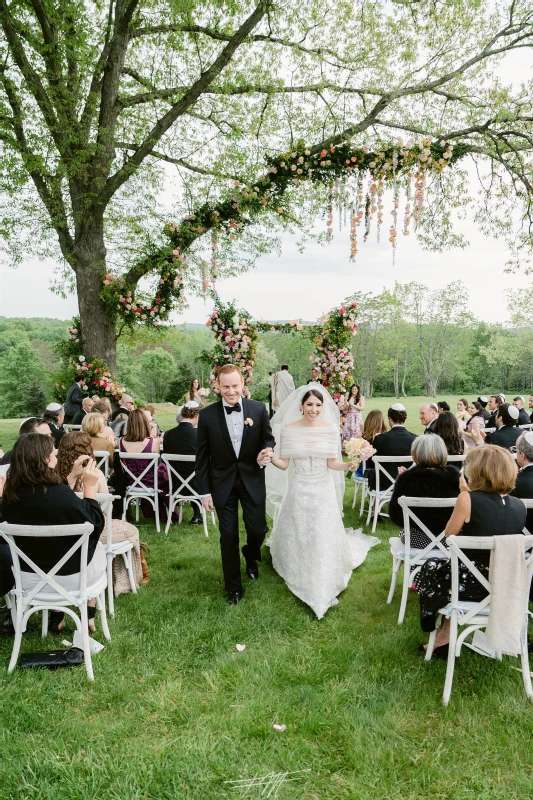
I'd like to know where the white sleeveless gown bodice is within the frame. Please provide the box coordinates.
[267,424,379,619]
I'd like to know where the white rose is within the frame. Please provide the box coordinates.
[79,355,85,361]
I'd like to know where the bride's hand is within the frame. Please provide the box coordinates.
[257,448,272,467]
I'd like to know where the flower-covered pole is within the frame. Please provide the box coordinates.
[311,302,359,398]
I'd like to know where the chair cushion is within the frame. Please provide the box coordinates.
[23,572,108,605]
[389,536,449,561]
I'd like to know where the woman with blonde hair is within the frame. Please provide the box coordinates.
[417,445,525,655]
[56,432,143,597]
[82,413,115,458]
[119,408,169,519]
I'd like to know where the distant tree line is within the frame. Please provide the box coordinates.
[1,280,533,418]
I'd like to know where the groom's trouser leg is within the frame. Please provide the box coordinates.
[235,475,268,563]
[216,481,242,593]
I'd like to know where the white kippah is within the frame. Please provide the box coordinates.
[518,396,525,403]
[524,432,533,446]
[19,417,34,429]
[184,401,200,408]
[508,405,519,420]
[429,402,438,411]
[479,396,488,403]
[390,403,406,411]
[500,393,506,401]
[45,402,62,411]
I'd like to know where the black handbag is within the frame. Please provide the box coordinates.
[19,647,85,670]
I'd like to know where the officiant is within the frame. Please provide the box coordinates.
[269,365,295,416]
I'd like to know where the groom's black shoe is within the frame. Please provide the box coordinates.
[227,589,245,605]
[242,545,259,580]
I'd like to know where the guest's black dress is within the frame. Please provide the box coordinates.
[417,492,526,631]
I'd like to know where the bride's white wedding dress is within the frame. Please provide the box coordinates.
[267,424,379,619]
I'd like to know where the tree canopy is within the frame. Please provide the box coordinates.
[1,1,532,367]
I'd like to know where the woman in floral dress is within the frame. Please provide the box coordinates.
[341,383,365,450]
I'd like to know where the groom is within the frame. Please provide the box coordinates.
[195,364,275,604]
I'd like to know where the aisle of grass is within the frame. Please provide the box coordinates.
[1,475,533,799]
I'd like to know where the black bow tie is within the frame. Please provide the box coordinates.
[225,403,242,414]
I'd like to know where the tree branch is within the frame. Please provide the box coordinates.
[115,142,235,177]
[97,2,269,210]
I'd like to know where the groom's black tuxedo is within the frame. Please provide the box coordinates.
[195,398,275,592]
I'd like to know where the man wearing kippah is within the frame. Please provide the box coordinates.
[485,403,522,450]
[513,396,531,426]
[366,403,417,492]
[419,402,439,433]
[512,432,533,534]
[477,396,491,423]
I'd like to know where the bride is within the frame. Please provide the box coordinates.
[265,386,379,619]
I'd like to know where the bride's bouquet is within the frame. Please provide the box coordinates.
[344,437,376,471]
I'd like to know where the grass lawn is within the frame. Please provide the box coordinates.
[1,474,533,797]
[1,398,532,799]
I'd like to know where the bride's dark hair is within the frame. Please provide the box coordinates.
[301,389,324,405]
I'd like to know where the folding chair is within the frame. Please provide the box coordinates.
[119,452,161,533]
[520,423,533,431]
[351,460,368,514]
[75,492,136,618]
[447,454,466,465]
[425,533,533,706]
[162,454,216,537]
[388,497,457,624]
[63,424,82,432]
[93,450,110,478]
[366,456,413,533]
[0,521,110,681]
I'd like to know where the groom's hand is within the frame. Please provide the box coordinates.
[202,495,215,512]
[257,448,272,467]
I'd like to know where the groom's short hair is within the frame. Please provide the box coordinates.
[217,364,242,378]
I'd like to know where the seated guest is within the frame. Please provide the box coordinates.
[463,401,485,448]
[119,408,169,518]
[81,413,116,459]
[512,432,533,533]
[455,398,470,430]
[0,417,51,466]
[367,404,417,490]
[419,402,438,433]
[513,396,531,426]
[389,434,460,549]
[529,394,533,424]
[91,395,100,403]
[110,393,134,421]
[72,396,94,425]
[144,404,161,435]
[308,368,323,384]
[92,400,115,443]
[486,394,503,429]
[43,403,66,446]
[484,403,521,450]
[477,396,491,422]
[162,402,202,524]
[417,446,526,653]
[359,409,387,472]
[437,401,450,413]
[2,433,106,633]
[64,375,86,423]
[56,432,142,596]
[433,412,465,455]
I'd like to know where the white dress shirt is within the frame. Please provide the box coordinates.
[223,399,244,457]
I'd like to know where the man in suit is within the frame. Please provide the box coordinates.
[72,396,94,425]
[419,402,438,433]
[163,402,202,524]
[485,403,522,450]
[486,394,503,429]
[367,404,417,491]
[0,417,51,466]
[307,368,323,384]
[513,396,532,426]
[529,394,533,424]
[196,365,275,604]
[110,394,134,421]
[512,432,533,533]
[64,375,86,422]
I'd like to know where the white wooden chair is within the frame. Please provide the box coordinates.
[388,497,457,624]
[119,452,161,533]
[425,534,533,706]
[366,456,413,533]
[63,424,82,432]
[351,460,368,514]
[93,450,110,478]
[0,521,110,681]
[447,454,466,465]
[161,454,215,537]
[75,492,136,618]
[520,423,533,430]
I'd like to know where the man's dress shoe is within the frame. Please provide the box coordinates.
[227,589,245,605]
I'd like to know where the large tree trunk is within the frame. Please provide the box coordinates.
[73,218,117,372]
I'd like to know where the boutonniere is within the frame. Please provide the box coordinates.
[244,418,254,427]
